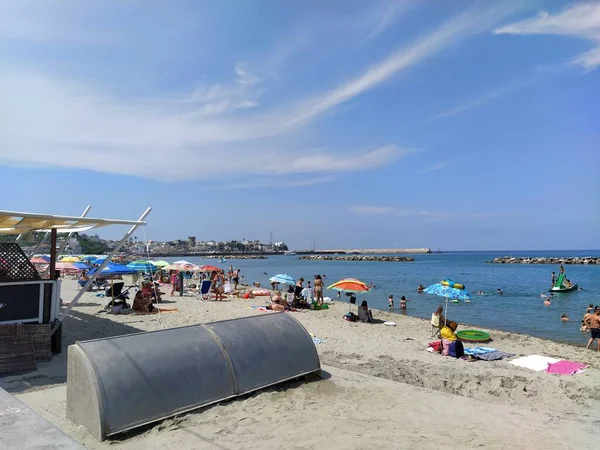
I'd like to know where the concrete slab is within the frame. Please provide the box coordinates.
[0,386,83,449]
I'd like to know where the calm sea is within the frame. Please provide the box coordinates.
[169,250,600,345]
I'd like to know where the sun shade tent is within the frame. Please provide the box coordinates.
[66,313,321,441]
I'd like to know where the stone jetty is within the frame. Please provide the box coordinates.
[488,256,599,265]
[206,255,267,260]
[299,255,415,262]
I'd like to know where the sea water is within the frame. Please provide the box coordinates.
[173,250,600,345]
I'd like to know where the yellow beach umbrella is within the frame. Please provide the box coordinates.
[60,256,80,262]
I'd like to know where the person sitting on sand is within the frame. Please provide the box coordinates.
[561,314,569,321]
[142,281,162,303]
[585,308,600,351]
[358,300,374,323]
[400,296,407,310]
[313,275,323,306]
[417,284,424,293]
[388,295,394,309]
[269,291,290,312]
[133,289,154,312]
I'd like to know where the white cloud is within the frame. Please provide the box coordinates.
[205,176,336,191]
[422,162,447,172]
[0,2,518,182]
[494,2,600,70]
[426,76,538,122]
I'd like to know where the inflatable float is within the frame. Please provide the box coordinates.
[441,279,464,289]
[456,330,491,343]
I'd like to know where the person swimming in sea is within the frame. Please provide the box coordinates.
[400,296,407,310]
[543,298,551,306]
[417,284,425,293]
[477,290,486,295]
[388,295,394,309]
[497,288,503,296]
[561,314,569,321]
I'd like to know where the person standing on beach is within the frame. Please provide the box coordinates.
[228,265,234,283]
[313,275,323,306]
[232,268,240,290]
[585,308,600,351]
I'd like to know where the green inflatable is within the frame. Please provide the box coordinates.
[456,330,491,343]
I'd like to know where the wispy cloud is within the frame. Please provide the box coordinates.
[422,162,447,172]
[205,176,335,191]
[426,76,538,122]
[494,2,600,70]
[350,205,496,222]
[285,2,521,128]
[366,0,417,41]
[0,2,518,182]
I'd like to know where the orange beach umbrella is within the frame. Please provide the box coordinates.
[327,278,370,293]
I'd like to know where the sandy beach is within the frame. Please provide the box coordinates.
[3,278,600,449]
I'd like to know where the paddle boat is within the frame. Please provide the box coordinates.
[550,273,578,293]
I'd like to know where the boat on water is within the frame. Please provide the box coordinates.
[284,251,297,255]
[219,257,226,263]
[550,272,578,292]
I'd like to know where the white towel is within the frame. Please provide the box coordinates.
[509,355,560,372]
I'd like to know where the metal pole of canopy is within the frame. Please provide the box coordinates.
[39,206,92,278]
[49,230,58,281]
[28,232,50,258]
[52,207,152,334]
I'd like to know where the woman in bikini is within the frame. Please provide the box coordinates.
[314,275,324,307]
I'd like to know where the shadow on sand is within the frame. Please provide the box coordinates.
[0,309,144,393]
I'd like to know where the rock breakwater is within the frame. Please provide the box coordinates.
[488,256,599,265]
[299,255,415,262]
[206,255,267,260]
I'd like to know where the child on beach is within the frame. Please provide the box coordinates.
[388,295,394,309]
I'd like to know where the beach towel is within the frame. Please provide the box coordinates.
[133,307,179,315]
[509,355,560,372]
[464,347,497,356]
[473,351,514,361]
[546,360,588,375]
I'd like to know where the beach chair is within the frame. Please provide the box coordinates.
[286,292,295,307]
[430,313,441,339]
[197,280,212,301]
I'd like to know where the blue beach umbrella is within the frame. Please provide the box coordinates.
[269,274,296,285]
[72,262,90,270]
[88,263,137,276]
[424,278,472,327]
[92,257,108,265]
[127,261,157,272]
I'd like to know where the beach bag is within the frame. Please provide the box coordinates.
[449,340,464,358]
[344,312,357,322]
[441,338,452,356]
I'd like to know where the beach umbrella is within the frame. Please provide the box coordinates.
[30,257,49,264]
[269,274,296,285]
[55,262,81,272]
[172,259,194,266]
[127,261,158,272]
[424,278,472,327]
[150,260,170,268]
[328,278,370,312]
[60,256,80,262]
[92,257,108,265]
[198,265,223,272]
[73,261,90,270]
[37,255,51,262]
[88,263,137,276]
[327,278,370,293]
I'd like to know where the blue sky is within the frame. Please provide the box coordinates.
[0,0,598,251]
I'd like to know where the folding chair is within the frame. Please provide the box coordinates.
[198,280,212,301]
[430,313,441,339]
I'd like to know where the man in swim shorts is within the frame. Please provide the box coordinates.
[585,307,600,351]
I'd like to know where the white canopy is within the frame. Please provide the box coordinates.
[0,210,146,235]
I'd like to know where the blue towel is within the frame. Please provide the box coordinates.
[464,347,497,356]
[473,351,514,361]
